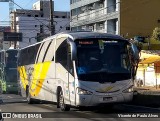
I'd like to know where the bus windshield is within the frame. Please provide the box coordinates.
[75,38,131,83]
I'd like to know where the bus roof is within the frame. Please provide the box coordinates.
[65,31,126,40]
[20,32,127,50]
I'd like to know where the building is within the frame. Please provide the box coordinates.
[10,0,70,49]
[70,0,160,38]
[136,50,160,88]
[0,26,11,50]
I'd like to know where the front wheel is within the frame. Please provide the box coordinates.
[58,90,70,111]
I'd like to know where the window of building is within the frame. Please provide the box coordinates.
[55,16,59,18]
[62,16,66,18]
[35,15,39,17]
[27,14,31,17]
[66,27,70,30]
[40,25,43,33]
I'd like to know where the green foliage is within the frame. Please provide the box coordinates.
[151,27,160,41]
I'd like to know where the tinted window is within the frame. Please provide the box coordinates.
[18,44,41,66]
[20,49,28,65]
[56,40,67,68]
[27,46,35,64]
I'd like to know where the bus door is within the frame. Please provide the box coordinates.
[55,38,75,105]
[67,43,75,106]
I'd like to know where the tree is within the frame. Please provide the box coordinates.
[151,27,160,41]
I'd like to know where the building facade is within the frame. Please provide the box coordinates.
[0,26,11,50]
[70,0,119,34]
[10,0,70,49]
[70,0,160,38]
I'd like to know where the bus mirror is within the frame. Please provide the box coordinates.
[131,43,139,61]
[68,38,77,61]
[71,43,77,61]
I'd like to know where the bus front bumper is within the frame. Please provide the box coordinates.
[76,92,133,107]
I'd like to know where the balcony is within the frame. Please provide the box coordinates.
[71,0,100,10]
[71,8,119,27]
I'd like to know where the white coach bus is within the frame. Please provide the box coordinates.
[18,32,139,111]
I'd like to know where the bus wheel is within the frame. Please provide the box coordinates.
[59,90,70,111]
[26,87,33,104]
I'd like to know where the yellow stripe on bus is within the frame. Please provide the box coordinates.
[18,66,28,90]
[31,63,43,90]
[30,62,51,96]
[17,67,25,90]
[22,66,28,86]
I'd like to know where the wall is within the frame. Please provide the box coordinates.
[120,0,160,38]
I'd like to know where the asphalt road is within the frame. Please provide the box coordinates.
[0,94,160,121]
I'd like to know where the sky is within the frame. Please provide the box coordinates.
[0,0,70,26]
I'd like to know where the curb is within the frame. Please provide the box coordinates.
[131,92,160,107]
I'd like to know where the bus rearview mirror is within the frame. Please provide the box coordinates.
[68,38,77,61]
[131,43,139,61]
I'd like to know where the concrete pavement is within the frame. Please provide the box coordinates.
[132,87,160,107]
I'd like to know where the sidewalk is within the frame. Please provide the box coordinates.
[131,86,160,107]
[134,86,160,95]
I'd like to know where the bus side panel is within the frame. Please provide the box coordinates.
[42,39,56,102]
[55,37,71,105]
[27,63,46,101]
[55,63,70,104]
[28,38,56,102]
[18,66,28,97]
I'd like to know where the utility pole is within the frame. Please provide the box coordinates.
[14,11,17,49]
[50,0,55,35]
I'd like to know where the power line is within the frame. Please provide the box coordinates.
[55,2,121,34]
[10,0,50,31]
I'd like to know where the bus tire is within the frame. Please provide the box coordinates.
[26,87,33,104]
[58,89,70,111]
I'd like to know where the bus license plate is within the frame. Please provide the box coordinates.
[103,97,113,101]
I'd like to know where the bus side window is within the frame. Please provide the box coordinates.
[27,46,35,64]
[56,40,68,69]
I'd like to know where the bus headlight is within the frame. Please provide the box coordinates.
[77,88,93,95]
[122,86,133,93]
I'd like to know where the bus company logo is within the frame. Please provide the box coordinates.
[97,86,114,93]
[2,113,11,118]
